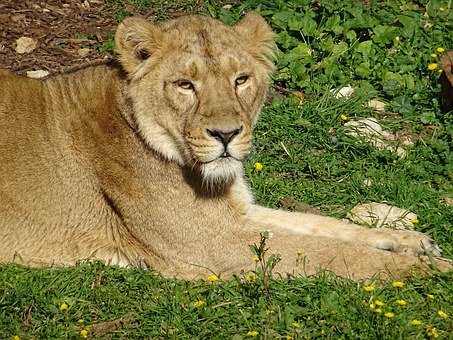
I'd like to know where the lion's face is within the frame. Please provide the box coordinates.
[115,14,275,185]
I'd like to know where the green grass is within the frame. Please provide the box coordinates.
[106,0,214,22]
[1,263,452,339]
[247,93,453,256]
[2,0,452,338]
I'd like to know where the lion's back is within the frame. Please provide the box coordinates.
[0,68,120,252]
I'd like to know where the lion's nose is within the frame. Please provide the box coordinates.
[206,126,243,147]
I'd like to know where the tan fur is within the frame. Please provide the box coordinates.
[0,14,450,280]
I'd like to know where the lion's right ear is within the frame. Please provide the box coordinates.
[234,13,276,72]
[115,17,162,75]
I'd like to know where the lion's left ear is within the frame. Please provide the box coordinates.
[234,12,276,71]
[115,16,163,76]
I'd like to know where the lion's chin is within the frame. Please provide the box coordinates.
[199,157,243,186]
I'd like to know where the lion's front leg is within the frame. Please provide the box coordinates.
[246,205,442,257]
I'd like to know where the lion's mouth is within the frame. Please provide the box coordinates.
[213,156,240,164]
[195,155,243,185]
[220,150,231,158]
[202,153,241,164]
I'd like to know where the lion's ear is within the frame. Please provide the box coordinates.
[234,12,276,71]
[115,16,162,75]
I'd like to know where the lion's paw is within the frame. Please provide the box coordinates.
[368,229,442,257]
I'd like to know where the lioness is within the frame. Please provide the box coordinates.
[0,14,450,279]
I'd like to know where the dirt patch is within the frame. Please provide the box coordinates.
[89,314,135,337]
[0,1,237,75]
[0,0,119,74]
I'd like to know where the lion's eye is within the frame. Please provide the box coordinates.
[235,75,249,86]
[176,80,195,90]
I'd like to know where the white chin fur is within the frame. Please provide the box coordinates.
[200,158,243,186]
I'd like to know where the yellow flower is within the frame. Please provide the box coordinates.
[392,281,404,288]
[286,336,293,340]
[363,284,375,292]
[59,302,69,312]
[80,329,89,338]
[193,300,206,308]
[207,274,219,283]
[411,319,422,326]
[384,312,395,318]
[374,299,385,307]
[291,321,301,328]
[252,255,260,263]
[12,336,20,340]
[427,294,434,300]
[426,325,439,338]
[428,63,438,71]
[437,310,448,319]
[396,299,407,306]
[245,272,257,283]
[410,218,419,225]
[374,308,382,313]
[78,319,84,325]
[340,113,349,121]
[369,303,376,310]
[254,162,263,171]
[436,47,445,53]
[247,330,259,337]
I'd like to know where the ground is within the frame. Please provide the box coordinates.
[0,0,452,339]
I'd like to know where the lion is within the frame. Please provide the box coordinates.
[0,13,450,280]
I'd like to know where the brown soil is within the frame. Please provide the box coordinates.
[0,0,123,74]
[0,0,235,75]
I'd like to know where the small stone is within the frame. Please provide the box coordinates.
[347,202,417,230]
[423,21,433,30]
[26,70,49,79]
[78,48,91,57]
[331,85,354,99]
[15,37,37,54]
[363,179,373,187]
[441,197,453,206]
[344,118,409,158]
[367,99,386,112]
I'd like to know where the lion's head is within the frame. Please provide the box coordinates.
[115,13,275,185]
